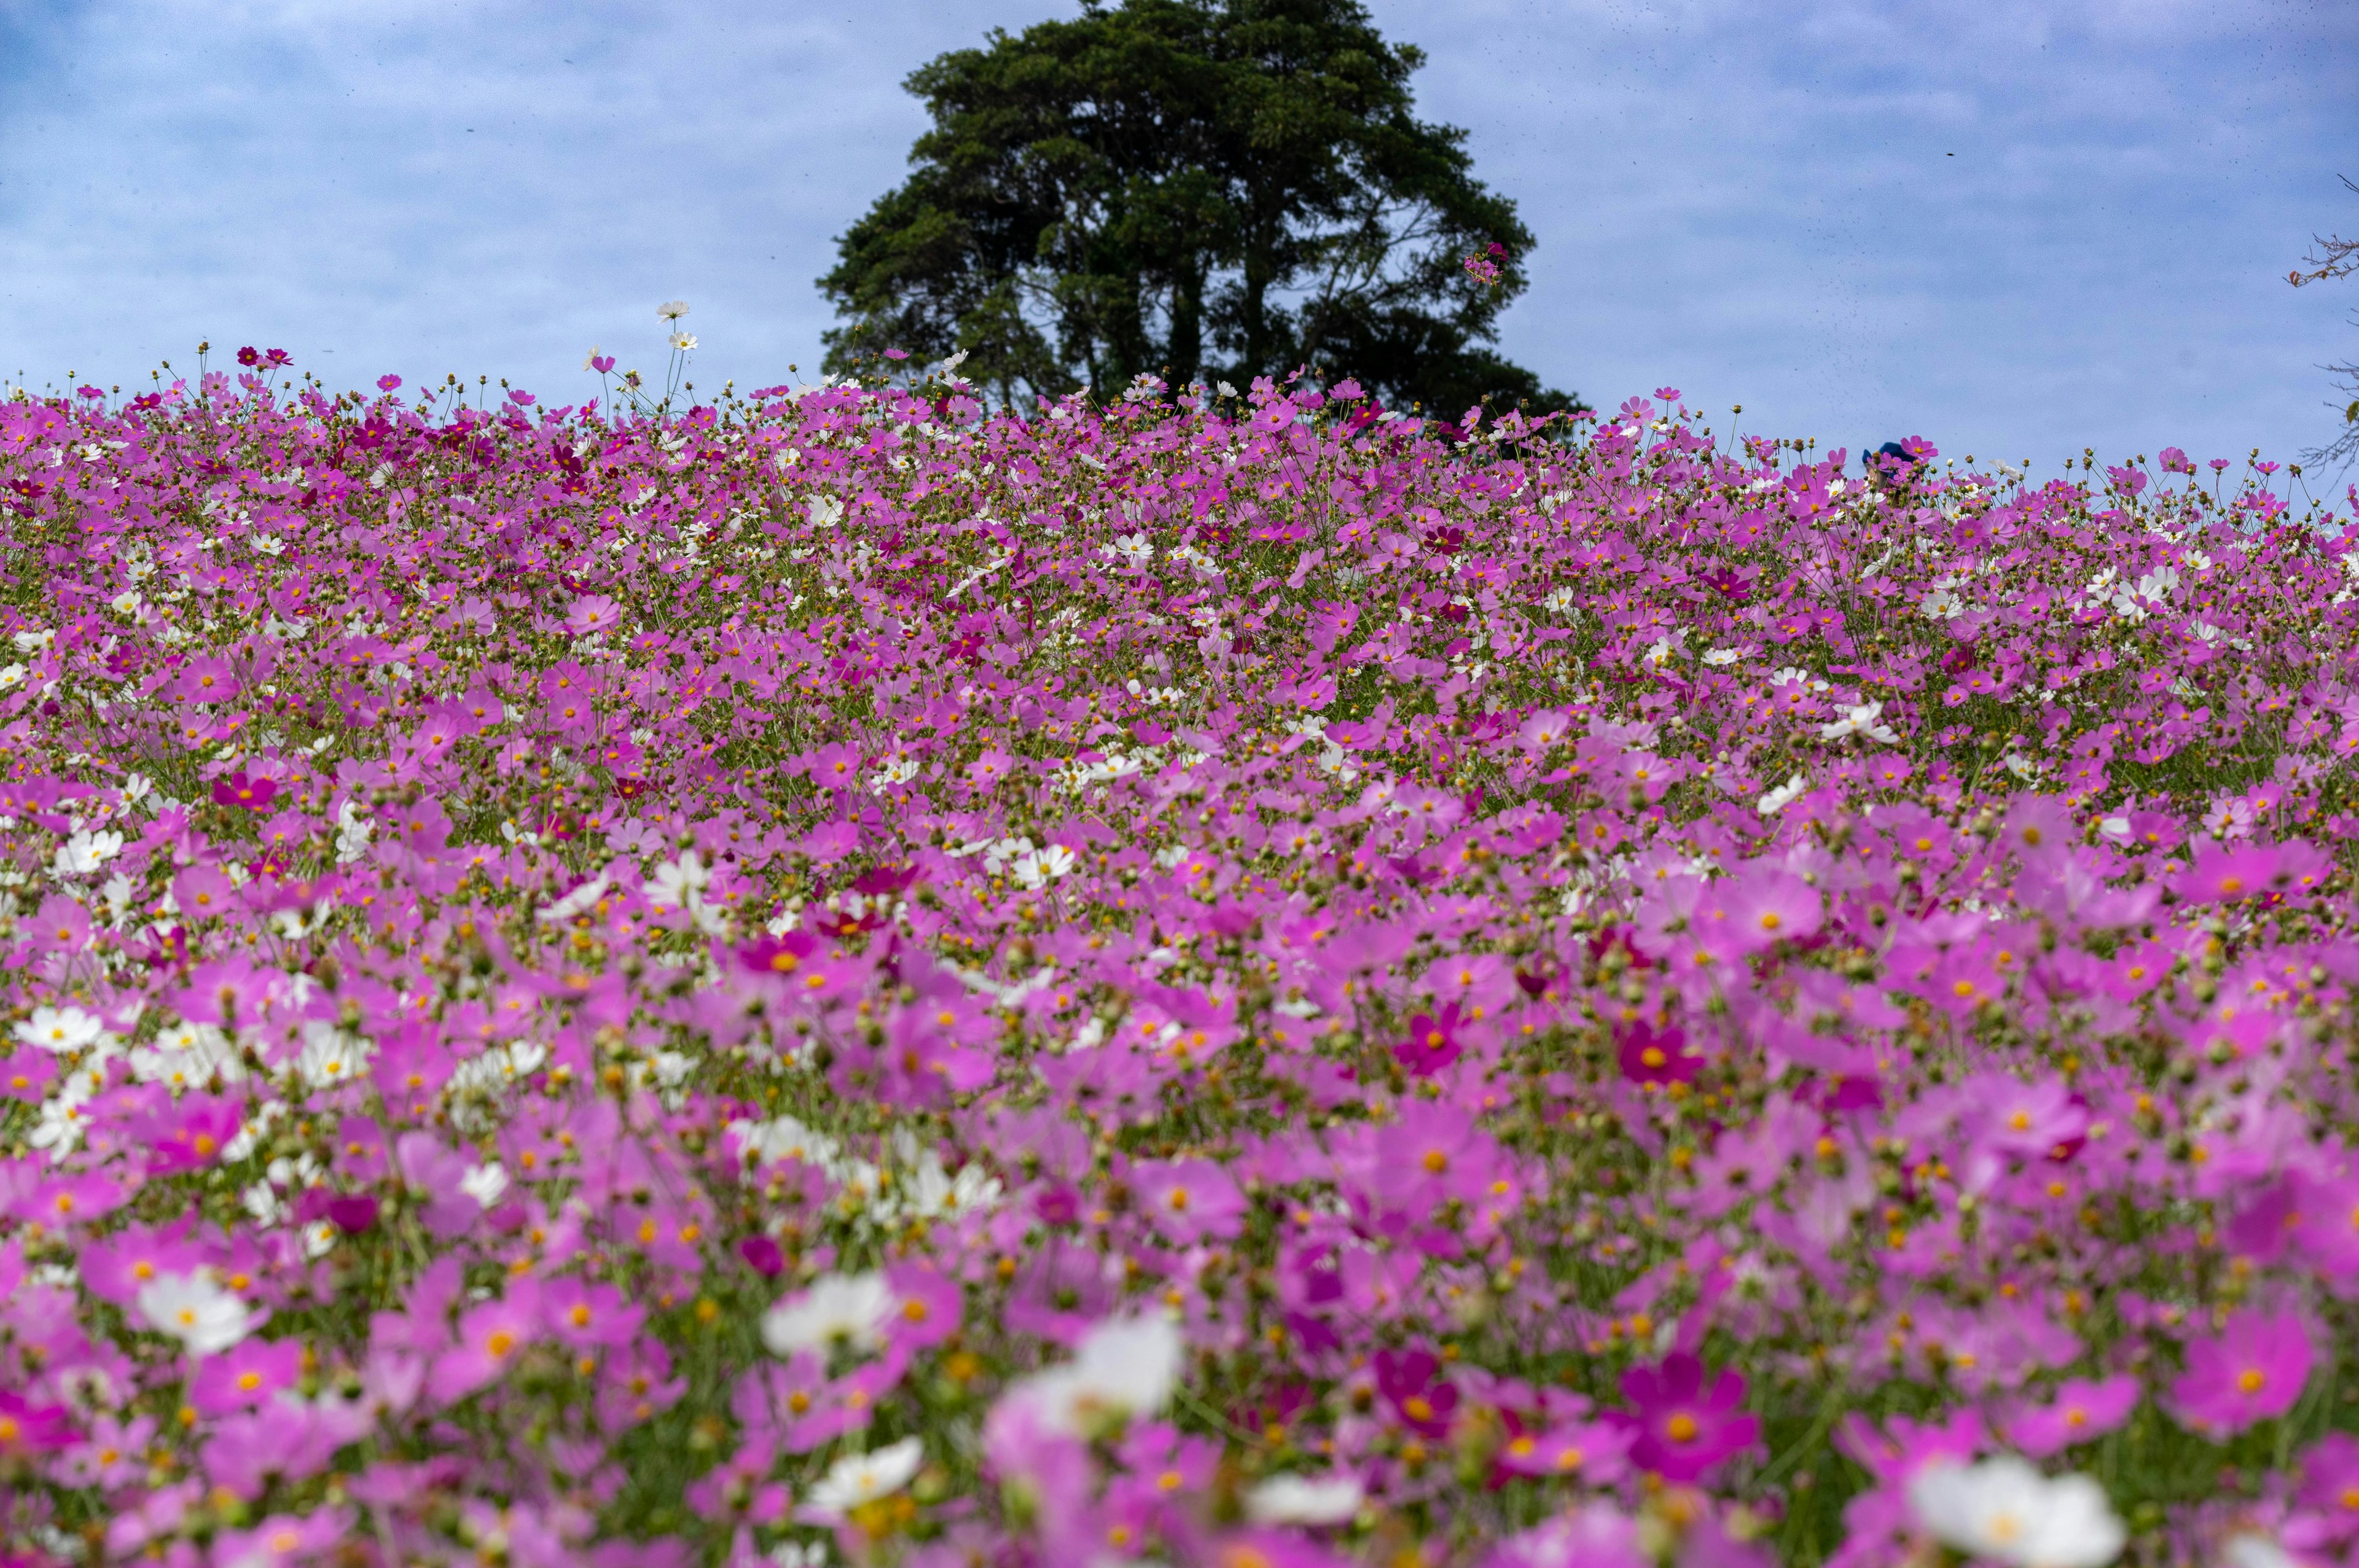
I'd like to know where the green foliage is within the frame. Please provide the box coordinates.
[818,0,1580,419]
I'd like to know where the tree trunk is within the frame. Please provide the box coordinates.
[1169,262,1202,390]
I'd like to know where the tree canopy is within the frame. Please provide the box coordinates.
[818,0,1578,420]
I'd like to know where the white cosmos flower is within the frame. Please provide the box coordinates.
[460,1162,509,1207]
[2221,1535,2300,1568]
[293,1021,371,1089]
[1756,773,1809,816]
[137,1271,259,1357]
[668,332,698,352]
[807,1437,923,1516]
[334,800,374,864]
[52,829,125,877]
[1702,647,1742,666]
[15,1005,106,1055]
[761,1271,898,1357]
[1818,700,1900,745]
[30,1083,93,1160]
[657,300,690,321]
[1245,1472,1364,1525]
[1908,1457,2124,1568]
[131,1021,246,1088]
[1014,1313,1182,1437]
[729,1115,840,1170]
[646,852,710,911]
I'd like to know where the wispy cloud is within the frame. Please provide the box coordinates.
[2,0,2353,470]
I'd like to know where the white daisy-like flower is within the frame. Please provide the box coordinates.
[15,1005,106,1055]
[806,1438,923,1516]
[1245,1472,1364,1525]
[460,1162,510,1208]
[293,1021,372,1088]
[761,1272,898,1357]
[137,1271,259,1358]
[1908,1457,2124,1568]
[1756,773,1809,816]
[1011,1313,1182,1437]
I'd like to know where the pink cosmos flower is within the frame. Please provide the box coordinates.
[191,1337,304,1416]
[146,1093,242,1175]
[2170,1309,2312,1437]
[2296,1433,2359,1541]
[2006,1373,2139,1457]
[33,894,91,954]
[883,1261,964,1351]
[1495,1417,1633,1484]
[209,773,278,812]
[0,1390,76,1457]
[1132,1157,1247,1243]
[1617,1018,1700,1086]
[429,1279,543,1403]
[1620,1353,1760,1482]
[1393,1002,1466,1078]
[1374,1347,1458,1438]
[541,1277,644,1352]
[565,595,622,635]
[1718,867,1822,952]
[735,931,817,980]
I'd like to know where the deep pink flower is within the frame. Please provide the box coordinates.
[1617,1018,1700,1086]
[146,1094,242,1175]
[883,1261,963,1351]
[2170,1309,2312,1437]
[209,773,278,812]
[2005,1373,2139,1457]
[1621,1353,1759,1482]
[736,932,818,980]
[1495,1416,1633,1483]
[542,1276,644,1352]
[0,1391,76,1457]
[1374,1347,1458,1438]
[190,1338,303,1416]
[428,1279,542,1403]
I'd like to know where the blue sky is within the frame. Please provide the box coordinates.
[2,0,2355,474]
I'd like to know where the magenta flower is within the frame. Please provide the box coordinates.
[883,1261,963,1351]
[191,1338,303,1416]
[1132,1157,1247,1242]
[2170,1309,2313,1437]
[209,772,278,812]
[428,1279,542,1403]
[2006,1373,2139,1457]
[1616,1019,1699,1086]
[1495,1417,1633,1483]
[542,1276,644,1352]
[1621,1353,1760,1482]
[146,1093,241,1175]
[1393,1002,1466,1078]
[1374,1347,1458,1438]
[324,1194,379,1235]
[0,1390,76,1457]
[736,932,817,979]
[2297,1433,2359,1534]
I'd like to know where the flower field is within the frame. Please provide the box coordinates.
[3,357,2359,1568]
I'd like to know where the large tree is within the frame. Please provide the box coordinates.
[819,0,1578,419]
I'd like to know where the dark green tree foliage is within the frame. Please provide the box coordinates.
[820,0,1579,420]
